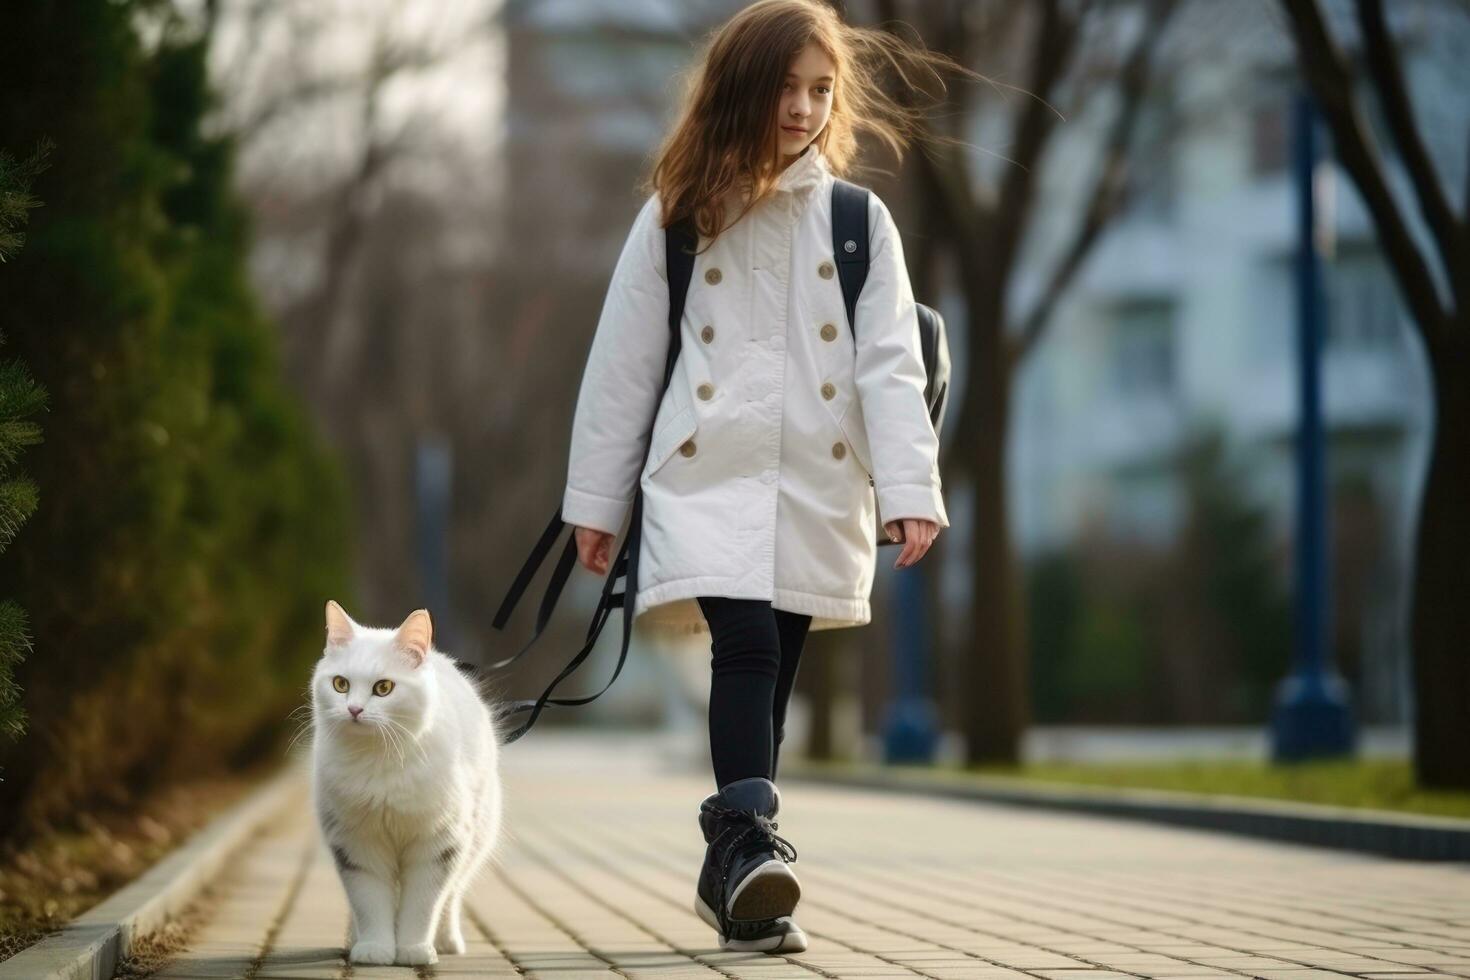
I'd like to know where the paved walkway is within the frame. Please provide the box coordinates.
[144,732,1470,980]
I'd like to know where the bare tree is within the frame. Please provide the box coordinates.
[1278,0,1470,789]
[872,0,1180,764]
[195,0,505,623]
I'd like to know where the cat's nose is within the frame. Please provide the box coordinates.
[348,706,363,719]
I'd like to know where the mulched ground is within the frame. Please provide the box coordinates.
[0,766,275,964]
[111,874,230,978]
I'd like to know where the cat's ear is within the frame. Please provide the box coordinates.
[394,609,433,668]
[324,600,357,649]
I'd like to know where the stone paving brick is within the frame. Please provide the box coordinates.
[151,813,311,979]
[252,838,348,979]
[131,732,1470,979]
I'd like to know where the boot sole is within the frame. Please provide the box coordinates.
[727,859,800,921]
[694,893,809,953]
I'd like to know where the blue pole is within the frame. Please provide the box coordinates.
[415,434,455,652]
[1269,89,1355,762]
[882,559,940,762]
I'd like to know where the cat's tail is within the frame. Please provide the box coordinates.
[456,661,522,743]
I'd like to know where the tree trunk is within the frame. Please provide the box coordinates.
[1411,338,1470,789]
[803,631,835,761]
[961,325,1027,765]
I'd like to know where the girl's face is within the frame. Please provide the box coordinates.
[777,43,836,166]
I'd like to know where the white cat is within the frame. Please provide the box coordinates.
[309,600,503,966]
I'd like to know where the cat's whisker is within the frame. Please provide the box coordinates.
[383,716,429,766]
[286,716,313,738]
[375,717,406,765]
[383,719,414,767]
[387,726,408,766]
[376,719,399,764]
[375,720,401,764]
[284,720,316,757]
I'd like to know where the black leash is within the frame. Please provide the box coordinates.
[484,211,697,744]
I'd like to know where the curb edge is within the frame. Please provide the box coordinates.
[0,763,308,980]
[782,764,1470,862]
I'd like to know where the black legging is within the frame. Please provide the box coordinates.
[695,596,813,789]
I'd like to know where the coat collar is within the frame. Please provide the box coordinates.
[774,144,829,197]
[719,145,830,224]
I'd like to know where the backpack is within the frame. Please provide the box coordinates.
[486,180,949,744]
[829,178,952,544]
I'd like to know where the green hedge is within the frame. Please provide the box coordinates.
[0,2,352,837]
[0,140,50,746]
[1027,425,1292,724]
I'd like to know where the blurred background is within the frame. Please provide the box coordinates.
[2,0,1469,934]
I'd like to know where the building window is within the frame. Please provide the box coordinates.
[1324,244,1401,349]
[1251,96,1289,176]
[1111,297,1177,397]
[1126,95,1177,218]
[1250,66,1297,178]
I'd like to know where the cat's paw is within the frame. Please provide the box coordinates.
[435,930,466,955]
[348,940,396,965]
[396,942,439,966]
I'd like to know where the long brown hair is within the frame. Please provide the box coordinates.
[646,0,974,244]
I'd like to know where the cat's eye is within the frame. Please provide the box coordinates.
[373,679,395,697]
[331,675,349,694]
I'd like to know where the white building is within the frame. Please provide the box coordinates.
[1006,0,1463,723]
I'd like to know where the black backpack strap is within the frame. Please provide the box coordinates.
[666,214,697,344]
[831,178,871,339]
[490,209,696,744]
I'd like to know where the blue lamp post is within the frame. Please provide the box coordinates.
[883,560,940,762]
[1269,88,1355,762]
[415,433,455,652]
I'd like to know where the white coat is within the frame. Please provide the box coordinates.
[561,145,949,634]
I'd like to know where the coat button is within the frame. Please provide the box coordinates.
[680,440,697,457]
[831,441,846,460]
[704,267,722,285]
[697,383,714,400]
[820,322,838,342]
[817,260,834,280]
[701,325,715,343]
[820,382,835,400]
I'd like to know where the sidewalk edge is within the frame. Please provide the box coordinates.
[782,763,1470,861]
[0,763,308,980]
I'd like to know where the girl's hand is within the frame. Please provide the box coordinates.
[573,526,615,575]
[885,519,940,569]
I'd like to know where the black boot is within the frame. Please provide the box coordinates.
[693,777,806,953]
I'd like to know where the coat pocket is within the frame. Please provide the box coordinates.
[643,404,697,480]
[838,404,899,545]
[836,404,874,478]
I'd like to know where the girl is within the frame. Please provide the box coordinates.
[561,0,963,955]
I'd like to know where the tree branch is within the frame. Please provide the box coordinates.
[991,0,1080,292]
[230,25,475,144]
[874,0,987,259]
[1464,123,1470,248]
[1280,0,1451,347]
[912,138,987,268]
[1357,0,1463,301]
[1013,0,1181,366]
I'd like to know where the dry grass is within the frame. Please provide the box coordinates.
[112,878,226,978]
[807,756,1470,819]
[0,765,275,964]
